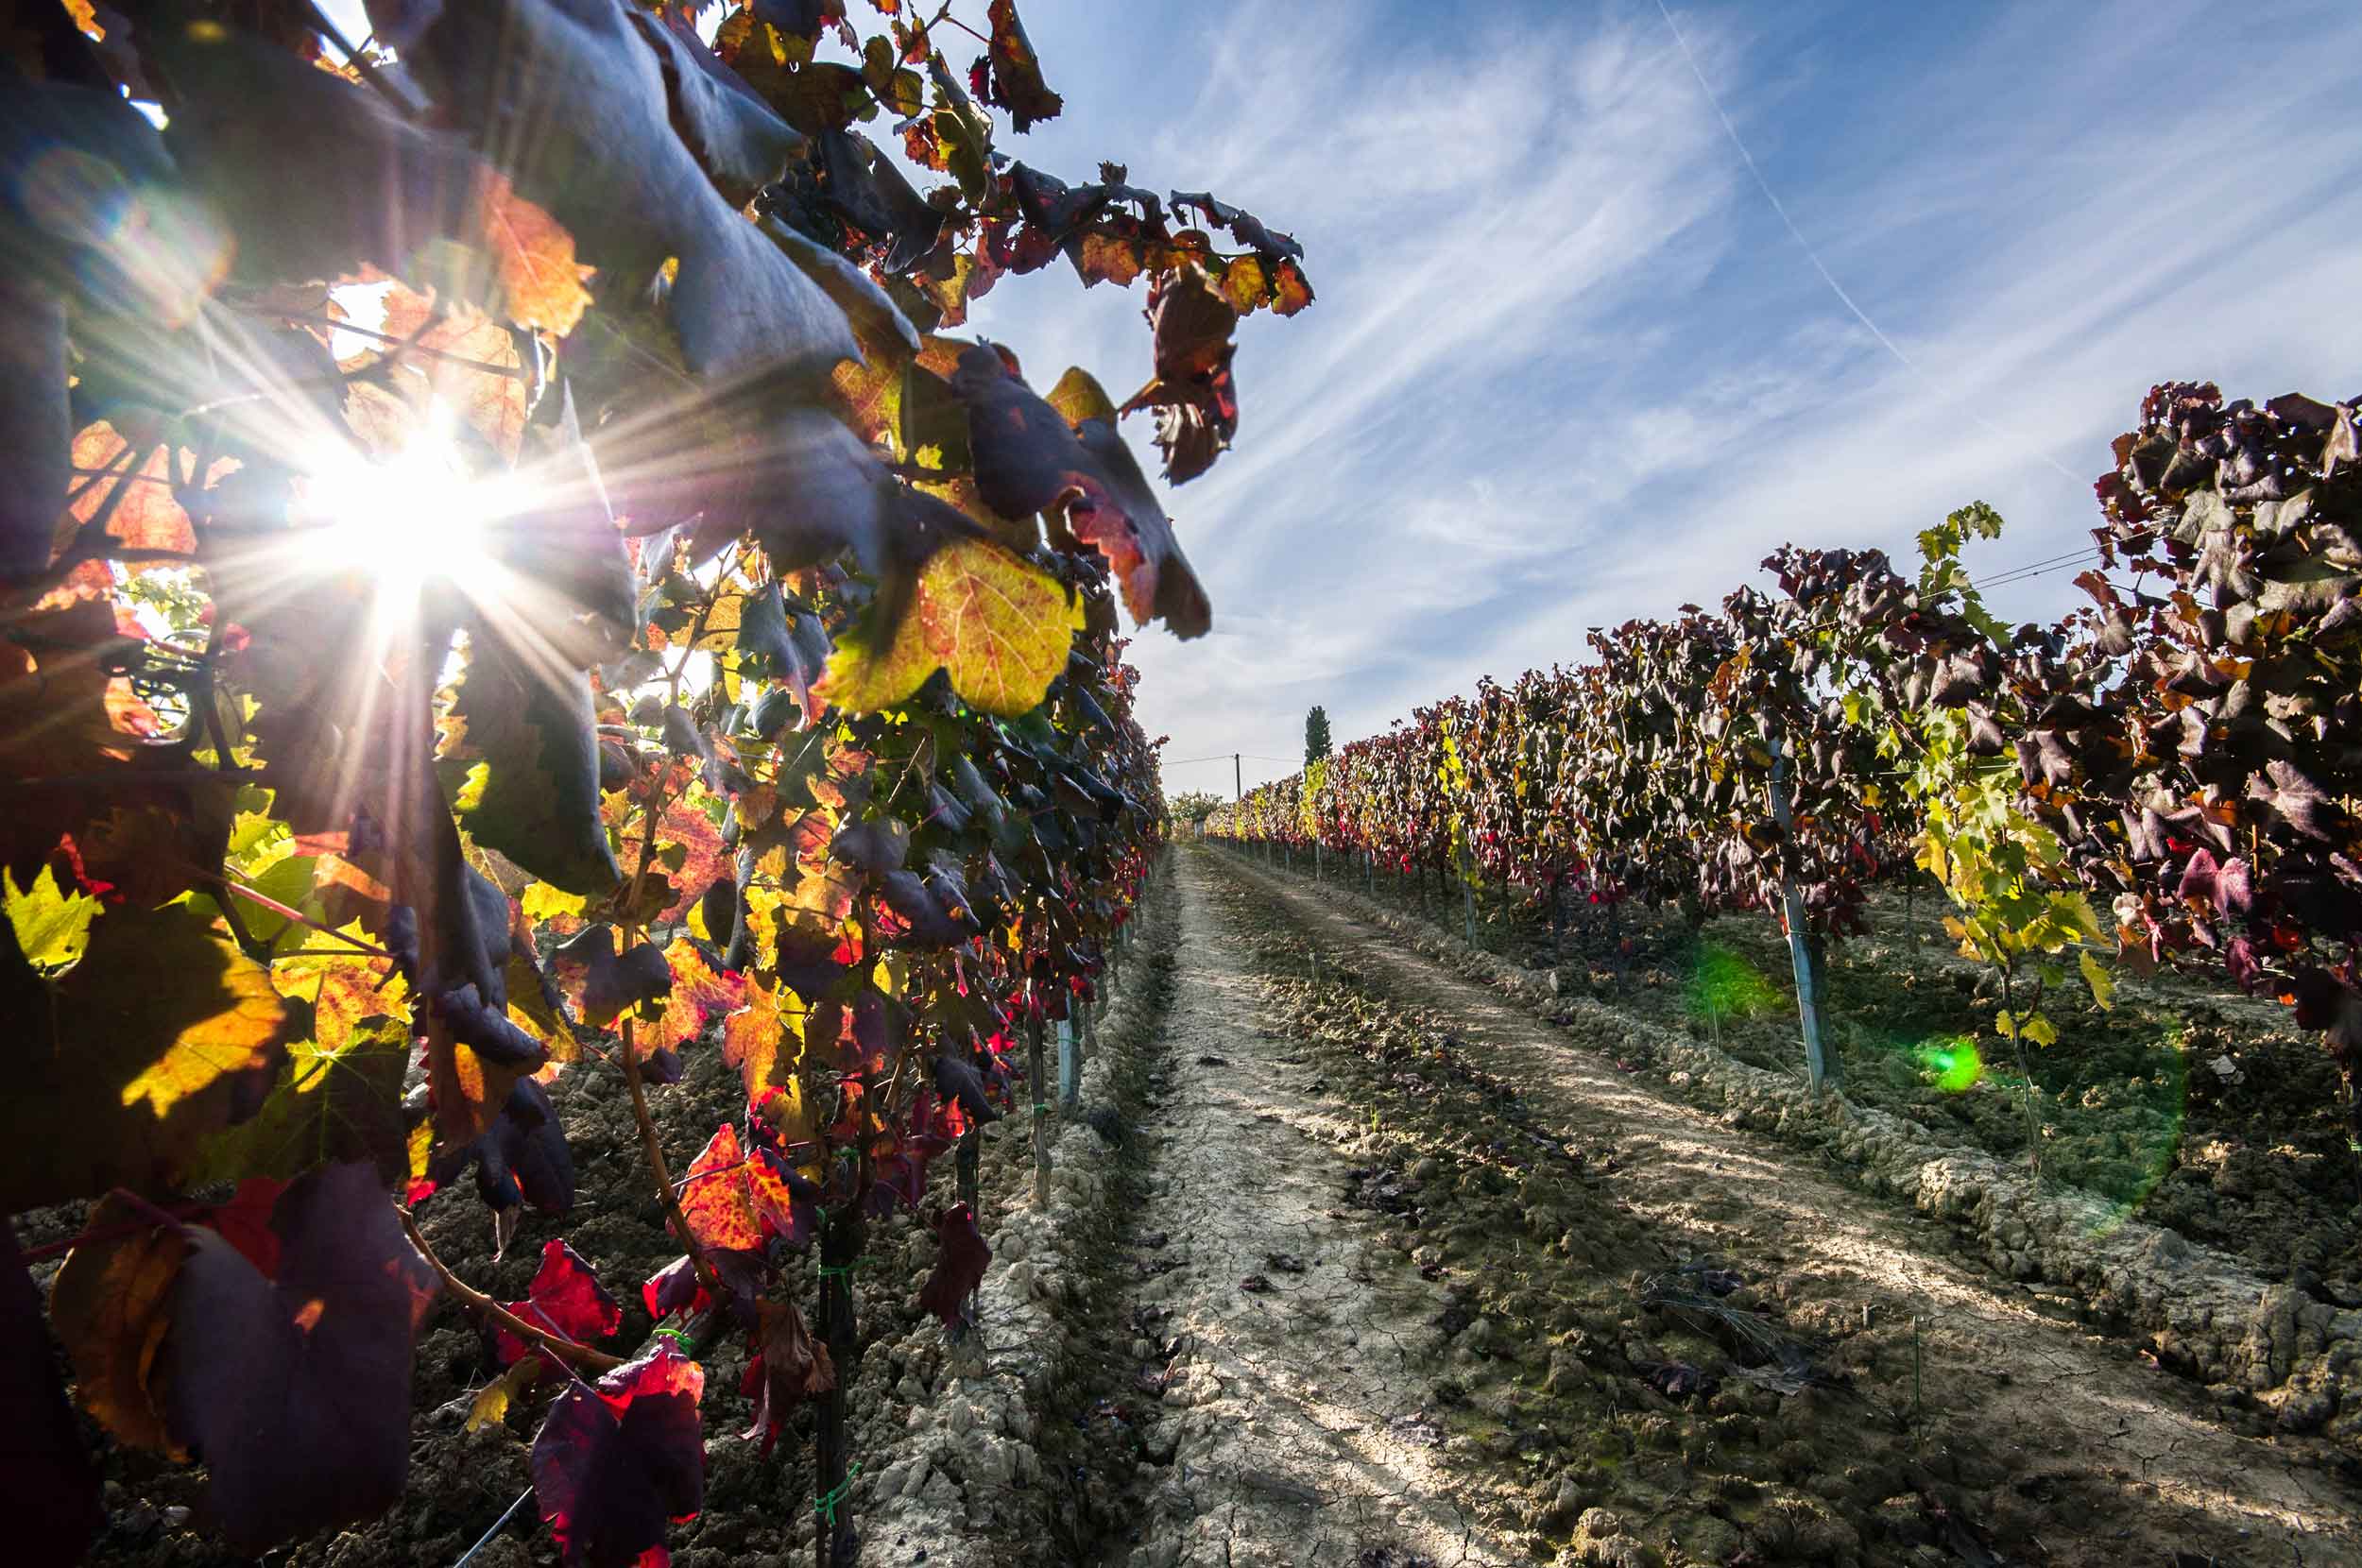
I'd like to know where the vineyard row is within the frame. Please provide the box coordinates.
[1207,383,2362,1130]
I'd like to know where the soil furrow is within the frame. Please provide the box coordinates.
[1203,842,2361,1562]
[1080,844,1520,1567]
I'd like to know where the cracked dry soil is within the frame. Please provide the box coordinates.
[1121,842,2358,1567]
[1052,847,1522,1568]
[1029,844,2362,1567]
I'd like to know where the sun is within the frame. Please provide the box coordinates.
[296,425,500,594]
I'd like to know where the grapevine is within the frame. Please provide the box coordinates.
[1,1,1310,1563]
[1211,384,2359,1133]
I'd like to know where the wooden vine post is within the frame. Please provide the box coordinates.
[1765,715,1839,1095]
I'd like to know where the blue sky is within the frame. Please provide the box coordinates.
[947,0,2362,796]
[330,0,2362,795]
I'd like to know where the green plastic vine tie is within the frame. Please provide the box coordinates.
[814,1463,862,1527]
[816,1259,856,1281]
[1034,1101,1052,1116]
[650,1321,691,1349]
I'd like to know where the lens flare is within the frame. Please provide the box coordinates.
[1686,940,1782,1028]
[296,429,498,594]
[1912,1036,1983,1093]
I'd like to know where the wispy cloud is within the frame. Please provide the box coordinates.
[969,0,2362,795]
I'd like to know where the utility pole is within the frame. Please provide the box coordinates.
[1233,753,1241,801]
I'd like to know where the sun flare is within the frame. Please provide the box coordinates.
[296,431,498,594]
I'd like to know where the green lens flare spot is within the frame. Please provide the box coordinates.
[1686,941,1782,1024]
[1914,1036,1983,1094]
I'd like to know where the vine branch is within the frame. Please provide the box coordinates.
[397,1205,625,1373]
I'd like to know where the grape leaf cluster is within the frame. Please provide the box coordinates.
[2,1,1310,1562]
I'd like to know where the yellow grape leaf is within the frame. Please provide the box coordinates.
[815,538,1080,717]
[2021,1014,2059,1048]
[830,352,902,450]
[522,880,589,924]
[51,1195,191,1455]
[4,864,102,973]
[643,935,748,1054]
[723,974,805,1104]
[406,1116,435,1189]
[1219,253,1267,312]
[2079,948,2114,1011]
[184,954,410,1184]
[467,1356,545,1433]
[473,167,593,336]
[1045,366,1116,430]
[0,901,288,1211]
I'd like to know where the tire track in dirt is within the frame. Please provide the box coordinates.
[1207,844,2361,1563]
[1101,848,1522,1568]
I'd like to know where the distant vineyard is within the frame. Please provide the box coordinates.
[1209,384,2362,1133]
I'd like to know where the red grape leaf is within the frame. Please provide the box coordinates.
[162,1163,440,1552]
[1168,190,1305,263]
[552,926,675,1027]
[530,1342,707,1568]
[642,1253,703,1322]
[916,1202,990,1329]
[429,1076,575,1220]
[1118,267,1238,485]
[196,1176,290,1276]
[932,1052,1002,1124]
[493,1239,623,1366]
[748,1142,820,1249]
[676,1124,762,1253]
[975,0,1061,131]
[653,789,730,925]
[644,936,749,1053]
[1066,418,1211,638]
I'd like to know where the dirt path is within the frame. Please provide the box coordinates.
[1096,848,1522,1567]
[1193,844,2360,1565]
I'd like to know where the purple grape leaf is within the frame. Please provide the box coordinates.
[530,1342,708,1568]
[161,1163,439,1552]
[1,1223,102,1566]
